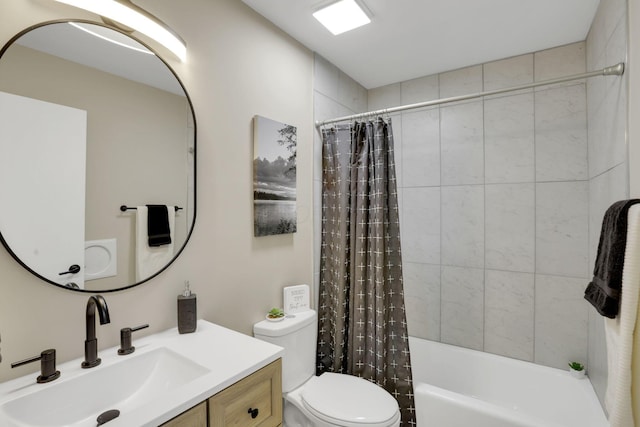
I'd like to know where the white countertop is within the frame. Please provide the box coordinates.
[0,320,284,426]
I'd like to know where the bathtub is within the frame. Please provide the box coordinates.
[409,337,608,427]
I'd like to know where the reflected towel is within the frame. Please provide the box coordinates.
[136,205,175,281]
[605,204,640,427]
[147,204,172,246]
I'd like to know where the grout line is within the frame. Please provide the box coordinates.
[532,51,538,364]
[481,63,486,352]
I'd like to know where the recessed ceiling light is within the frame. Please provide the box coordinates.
[313,0,371,36]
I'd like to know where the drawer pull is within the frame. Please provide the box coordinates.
[248,407,259,419]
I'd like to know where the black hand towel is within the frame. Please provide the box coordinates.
[147,204,172,247]
[584,199,640,318]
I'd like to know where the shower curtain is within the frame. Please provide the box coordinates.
[317,118,415,426]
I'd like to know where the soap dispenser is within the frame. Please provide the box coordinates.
[178,281,197,334]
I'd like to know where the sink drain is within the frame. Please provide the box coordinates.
[96,409,120,426]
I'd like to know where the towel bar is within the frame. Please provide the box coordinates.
[120,205,182,212]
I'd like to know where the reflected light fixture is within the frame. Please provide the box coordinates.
[313,0,371,36]
[69,22,154,55]
[55,0,187,62]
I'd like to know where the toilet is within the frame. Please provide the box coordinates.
[253,310,401,427]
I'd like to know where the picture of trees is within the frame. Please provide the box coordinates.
[253,115,297,236]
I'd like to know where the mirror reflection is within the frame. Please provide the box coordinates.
[0,21,196,292]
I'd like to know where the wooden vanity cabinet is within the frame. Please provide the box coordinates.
[160,359,282,427]
[209,358,282,427]
[161,402,207,427]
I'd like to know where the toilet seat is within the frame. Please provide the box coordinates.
[300,373,401,427]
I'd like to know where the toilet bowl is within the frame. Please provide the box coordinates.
[253,310,401,427]
[284,372,401,427]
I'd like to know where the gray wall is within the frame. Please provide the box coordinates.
[586,0,629,409]
[312,0,628,408]
[370,42,591,370]
[312,54,368,305]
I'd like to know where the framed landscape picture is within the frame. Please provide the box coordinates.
[253,115,297,237]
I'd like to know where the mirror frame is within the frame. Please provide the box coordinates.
[0,20,197,293]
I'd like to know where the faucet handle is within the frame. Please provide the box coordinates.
[11,349,60,383]
[118,324,149,355]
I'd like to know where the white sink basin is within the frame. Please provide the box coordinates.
[0,347,209,426]
[0,320,284,427]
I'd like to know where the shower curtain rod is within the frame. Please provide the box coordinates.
[315,62,625,128]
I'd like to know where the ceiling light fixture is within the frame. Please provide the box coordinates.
[55,0,187,62]
[313,0,371,36]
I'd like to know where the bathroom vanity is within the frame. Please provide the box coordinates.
[163,358,282,427]
[0,320,283,427]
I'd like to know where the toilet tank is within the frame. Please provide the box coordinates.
[253,310,317,393]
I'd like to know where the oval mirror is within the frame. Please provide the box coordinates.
[0,21,196,292]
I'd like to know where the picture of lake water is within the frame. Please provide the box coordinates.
[254,200,296,237]
[253,115,297,237]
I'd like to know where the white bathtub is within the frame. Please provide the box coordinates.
[409,337,608,427]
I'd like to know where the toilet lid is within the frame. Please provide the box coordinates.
[301,373,400,427]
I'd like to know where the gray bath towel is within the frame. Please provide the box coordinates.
[585,199,640,318]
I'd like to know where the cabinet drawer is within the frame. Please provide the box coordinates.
[161,401,207,427]
[209,359,282,427]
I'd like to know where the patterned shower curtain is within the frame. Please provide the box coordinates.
[317,118,415,426]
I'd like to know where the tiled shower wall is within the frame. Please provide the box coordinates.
[368,42,592,370]
[313,54,368,306]
[585,0,628,407]
[313,7,628,382]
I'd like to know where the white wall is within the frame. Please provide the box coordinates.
[0,0,314,382]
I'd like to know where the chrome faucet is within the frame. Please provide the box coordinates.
[81,295,110,368]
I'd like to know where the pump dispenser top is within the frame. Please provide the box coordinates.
[183,281,192,297]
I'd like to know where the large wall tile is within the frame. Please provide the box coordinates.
[403,262,440,341]
[368,83,401,111]
[439,65,483,99]
[483,54,533,91]
[484,270,534,361]
[588,79,627,178]
[338,70,367,113]
[441,185,484,268]
[402,109,440,187]
[536,181,589,278]
[401,74,439,105]
[441,266,484,350]
[588,308,608,406]
[390,116,403,188]
[485,183,535,273]
[588,163,629,267]
[599,0,627,42]
[402,187,440,264]
[534,42,586,83]
[605,15,628,66]
[535,84,588,181]
[441,101,484,185]
[484,93,535,183]
[314,53,339,100]
[535,274,589,369]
